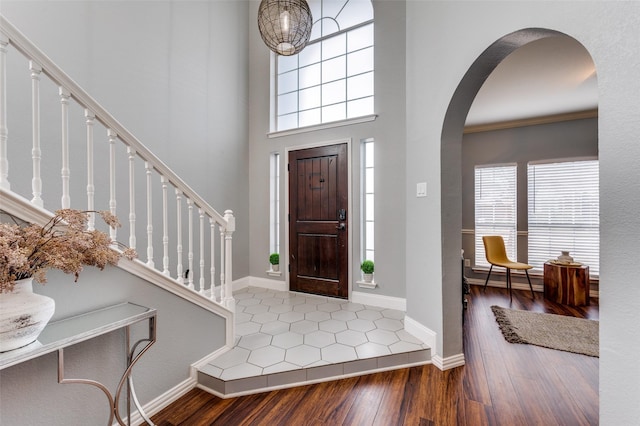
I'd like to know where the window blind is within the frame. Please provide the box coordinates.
[527,160,599,276]
[474,165,517,268]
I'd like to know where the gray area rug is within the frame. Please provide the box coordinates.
[491,305,599,357]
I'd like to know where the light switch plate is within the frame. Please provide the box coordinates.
[416,182,427,197]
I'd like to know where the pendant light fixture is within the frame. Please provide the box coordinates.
[257,0,313,56]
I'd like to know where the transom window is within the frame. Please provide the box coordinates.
[276,0,374,131]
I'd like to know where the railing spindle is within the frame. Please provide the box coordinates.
[145,161,154,267]
[30,61,43,207]
[85,109,95,230]
[162,176,170,276]
[175,189,184,284]
[59,87,70,209]
[187,199,194,289]
[107,129,117,243]
[127,147,136,249]
[0,35,9,191]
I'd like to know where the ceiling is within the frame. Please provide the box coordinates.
[465,35,598,128]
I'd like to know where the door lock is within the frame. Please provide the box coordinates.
[336,223,346,230]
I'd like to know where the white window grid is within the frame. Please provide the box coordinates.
[269,153,281,255]
[361,138,374,263]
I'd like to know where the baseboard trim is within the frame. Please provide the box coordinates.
[467,278,599,298]
[234,276,288,292]
[351,291,406,311]
[432,353,466,370]
[114,377,196,426]
[404,315,437,354]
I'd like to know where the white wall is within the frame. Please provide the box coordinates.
[247,0,408,299]
[405,1,640,423]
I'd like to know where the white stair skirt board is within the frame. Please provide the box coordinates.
[351,291,407,311]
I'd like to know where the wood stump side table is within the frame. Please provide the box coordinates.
[543,262,590,306]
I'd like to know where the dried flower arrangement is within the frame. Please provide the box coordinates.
[0,209,137,293]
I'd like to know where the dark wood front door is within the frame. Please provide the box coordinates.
[289,143,348,298]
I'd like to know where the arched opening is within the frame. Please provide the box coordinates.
[440,28,598,357]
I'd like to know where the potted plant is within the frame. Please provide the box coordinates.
[269,253,280,272]
[361,260,374,283]
[0,209,136,352]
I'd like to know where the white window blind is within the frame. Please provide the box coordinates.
[528,160,599,275]
[475,165,517,268]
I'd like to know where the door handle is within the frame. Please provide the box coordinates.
[336,223,346,230]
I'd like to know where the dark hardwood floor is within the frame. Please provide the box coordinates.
[149,286,599,425]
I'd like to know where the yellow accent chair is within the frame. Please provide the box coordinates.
[482,235,534,301]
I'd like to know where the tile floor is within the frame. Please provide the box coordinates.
[199,287,430,395]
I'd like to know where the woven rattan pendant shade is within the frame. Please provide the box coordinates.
[258,0,313,56]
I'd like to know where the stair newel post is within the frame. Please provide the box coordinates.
[84,109,95,230]
[161,176,170,275]
[0,35,9,191]
[145,161,154,268]
[187,199,195,290]
[30,61,43,207]
[223,209,235,311]
[219,225,225,301]
[107,129,118,243]
[209,218,217,301]
[59,87,71,209]
[175,189,184,284]
[199,208,205,294]
[127,147,136,250]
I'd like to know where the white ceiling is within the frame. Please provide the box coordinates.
[465,35,598,127]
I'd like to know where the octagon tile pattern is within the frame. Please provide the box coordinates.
[201,287,430,395]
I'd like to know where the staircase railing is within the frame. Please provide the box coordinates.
[0,15,235,312]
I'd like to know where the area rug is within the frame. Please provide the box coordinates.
[491,305,599,357]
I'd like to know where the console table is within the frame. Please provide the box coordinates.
[0,302,157,426]
[543,262,590,306]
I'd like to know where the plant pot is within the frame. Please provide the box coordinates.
[0,278,55,352]
[363,273,373,283]
[271,264,280,272]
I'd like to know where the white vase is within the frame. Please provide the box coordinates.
[363,273,374,283]
[557,251,574,264]
[0,278,55,352]
[271,264,280,272]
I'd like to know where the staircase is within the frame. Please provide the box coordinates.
[0,16,236,330]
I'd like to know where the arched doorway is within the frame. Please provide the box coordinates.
[440,28,598,358]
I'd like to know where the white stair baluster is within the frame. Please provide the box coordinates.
[127,147,136,250]
[107,129,117,243]
[175,189,184,284]
[210,218,216,301]
[199,208,205,293]
[85,109,95,230]
[0,35,9,190]
[30,61,43,207]
[187,199,194,289]
[145,161,154,268]
[162,176,170,275]
[59,87,70,209]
